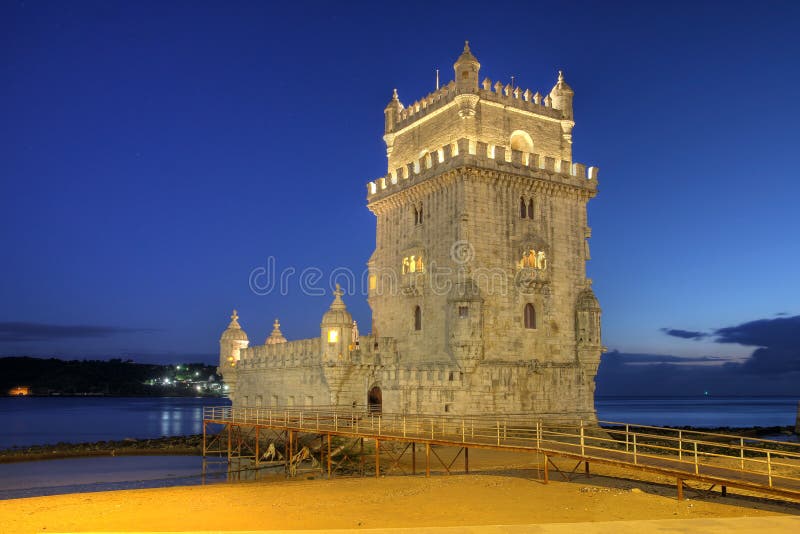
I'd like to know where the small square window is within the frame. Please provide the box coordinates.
[458,306,469,318]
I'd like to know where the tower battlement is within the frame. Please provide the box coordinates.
[367,137,598,203]
[388,77,565,135]
[383,43,578,174]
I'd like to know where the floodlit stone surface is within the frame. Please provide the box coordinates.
[219,43,604,419]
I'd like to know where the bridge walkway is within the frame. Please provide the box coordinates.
[202,406,800,502]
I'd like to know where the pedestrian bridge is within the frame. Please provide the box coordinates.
[202,406,800,502]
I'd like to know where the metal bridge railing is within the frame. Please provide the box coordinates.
[203,405,800,493]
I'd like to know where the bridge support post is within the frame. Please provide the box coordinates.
[722,485,727,497]
[465,448,469,474]
[360,438,365,476]
[255,426,260,467]
[425,443,431,478]
[543,454,549,484]
[412,442,416,475]
[327,433,332,478]
[375,439,380,478]
[677,478,683,501]
[584,460,590,478]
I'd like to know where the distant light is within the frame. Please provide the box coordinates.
[223,384,229,391]
[196,385,202,392]
[194,372,199,376]
[176,365,181,370]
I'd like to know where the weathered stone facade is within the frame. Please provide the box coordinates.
[219,43,604,420]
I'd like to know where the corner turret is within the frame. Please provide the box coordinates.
[550,70,575,160]
[549,70,574,119]
[320,284,353,363]
[218,309,249,400]
[453,41,480,92]
[320,284,355,404]
[384,89,403,134]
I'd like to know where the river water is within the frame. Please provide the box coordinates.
[1,395,796,499]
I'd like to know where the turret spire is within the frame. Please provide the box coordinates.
[330,283,346,310]
[266,317,288,345]
[453,40,480,91]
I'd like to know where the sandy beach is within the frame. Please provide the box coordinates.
[1,449,798,533]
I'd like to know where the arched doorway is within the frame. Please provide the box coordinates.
[367,386,382,413]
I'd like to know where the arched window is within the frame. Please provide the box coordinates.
[418,205,423,224]
[524,303,536,329]
[528,199,534,219]
[520,197,527,218]
[510,130,534,153]
[414,305,422,331]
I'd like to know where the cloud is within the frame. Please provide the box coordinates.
[710,315,800,375]
[596,350,800,396]
[660,328,709,340]
[0,322,156,343]
[713,315,799,348]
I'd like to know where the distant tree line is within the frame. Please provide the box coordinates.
[0,357,223,396]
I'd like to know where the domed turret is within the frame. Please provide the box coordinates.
[549,70,574,120]
[384,88,403,134]
[320,284,353,362]
[321,284,353,329]
[221,309,248,342]
[453,41,480,91]
[576,287,600,311]
[219,309,249,369]
[575,287,601,347]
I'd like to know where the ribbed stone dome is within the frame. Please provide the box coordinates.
[550,70,574,95]
[320,285,353,327]
[454,41,479,67]
[576,288,600,310]
[220,310,249,342]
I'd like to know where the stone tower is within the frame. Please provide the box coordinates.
[366,42,603,416]
[218,43,603,420]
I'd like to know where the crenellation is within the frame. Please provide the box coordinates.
[367,137,598,203]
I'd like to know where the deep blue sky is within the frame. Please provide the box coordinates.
[2,1,799,394]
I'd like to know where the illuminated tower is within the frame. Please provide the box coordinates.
[366,42,603,415]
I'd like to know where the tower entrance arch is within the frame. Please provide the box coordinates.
[367,386,382,413]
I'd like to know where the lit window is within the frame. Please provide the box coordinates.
[369,275,377,290]
[518,249,546,270]
[328,329,338,343]
[402,255,424,274]
[524,303,536,329]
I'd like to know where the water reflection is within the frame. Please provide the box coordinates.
[0,455,231,500]
[1,397,230,450]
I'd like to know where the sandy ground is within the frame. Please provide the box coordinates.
[1,448,798,533]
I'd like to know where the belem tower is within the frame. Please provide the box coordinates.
[218,43,604,419]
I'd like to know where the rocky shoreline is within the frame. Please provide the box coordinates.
[0,434,204,463]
